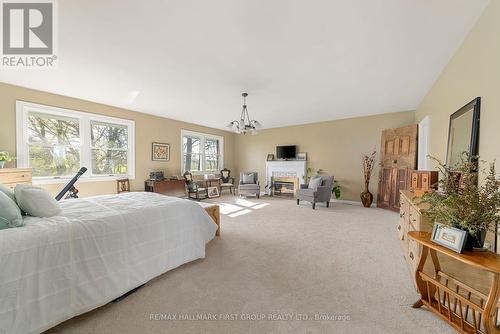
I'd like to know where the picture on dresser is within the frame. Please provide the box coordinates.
[296,152,307,161]
[431,223,467,253]
[266,154,274,161]
[152,142,170,161]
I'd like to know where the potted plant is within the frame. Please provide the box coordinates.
[419,153,500,250]
[0,151,15,168]
[360,149,376,207]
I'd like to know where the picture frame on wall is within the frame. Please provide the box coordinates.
[152,142,170,161]
[267,154,275,161]
[431,223,467,253]
[207,186,220,198]
[297,152,307,161]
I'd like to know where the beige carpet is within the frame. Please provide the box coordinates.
[47,196,454,334]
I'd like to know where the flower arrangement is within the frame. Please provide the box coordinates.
[0,151,15,162]
[360,148,377,207]
[419,152,500,249]
[362,149,376,190]
[0,151,15,168]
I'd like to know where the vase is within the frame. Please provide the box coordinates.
[0,161,4,168]
[464,229,487,250]
[360,185,373,208]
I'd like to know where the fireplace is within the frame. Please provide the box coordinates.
[272,176,299,197]
[265,160,307,196]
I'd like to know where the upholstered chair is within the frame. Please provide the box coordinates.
[297,175,334,209]
[219,168,234,194]
[183,171,208,201]
[238,172,260,198]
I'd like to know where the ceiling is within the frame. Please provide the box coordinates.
[0,0,489,130]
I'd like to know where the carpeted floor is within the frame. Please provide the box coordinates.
[47,195,454,334]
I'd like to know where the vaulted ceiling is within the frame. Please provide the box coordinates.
[0,0,489,129]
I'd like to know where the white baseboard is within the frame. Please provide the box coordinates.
[331,198,377,208]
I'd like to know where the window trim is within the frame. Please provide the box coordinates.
[180,129,224,174]
[16,100,135,184]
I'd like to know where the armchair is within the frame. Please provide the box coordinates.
[183,171,208,201]
[297,175,334,209]
[238,172,260,198]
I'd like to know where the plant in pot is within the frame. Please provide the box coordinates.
[360,149,376,207]
[0,151,15,168]
[419,152,500,250]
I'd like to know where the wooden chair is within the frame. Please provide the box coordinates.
[183,171,208,201]
[219,168,234,194]
[116,178,130,194]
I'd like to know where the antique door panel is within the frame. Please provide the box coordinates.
[377,125,417,211]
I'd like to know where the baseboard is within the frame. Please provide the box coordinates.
[331,198,377,208]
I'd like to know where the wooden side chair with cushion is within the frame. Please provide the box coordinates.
[219,168,234,195]
[183,171,208,201]
[116,178,130,194]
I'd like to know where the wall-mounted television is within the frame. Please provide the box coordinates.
[276,145,297,160]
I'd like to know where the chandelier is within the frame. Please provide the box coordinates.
[227,93,262,135]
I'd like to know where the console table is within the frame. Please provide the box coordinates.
[144,179,186,197]
[409,231,500,333]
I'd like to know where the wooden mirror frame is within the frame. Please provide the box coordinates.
[445,97,481,167]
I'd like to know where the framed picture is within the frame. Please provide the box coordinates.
[152,142,170,161]
[207,186,220,198]
[267,154,275,161]
[431,223,468,253]
[297,152,307,161]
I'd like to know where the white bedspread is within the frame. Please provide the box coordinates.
[0,192,217,334]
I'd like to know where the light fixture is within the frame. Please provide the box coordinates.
[227,93,262,135]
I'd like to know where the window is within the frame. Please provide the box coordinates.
[181,130,223,173]
[17,101,135,183]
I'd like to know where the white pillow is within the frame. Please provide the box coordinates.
[242,173,255,184]
[14,184,62,218]
[308,177,323,190]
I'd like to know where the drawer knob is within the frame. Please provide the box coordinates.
[409,251,414,260]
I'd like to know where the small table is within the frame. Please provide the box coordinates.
[196,202,220,236]
[408,231,500,333]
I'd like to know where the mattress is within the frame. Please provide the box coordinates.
[0,192,217,334]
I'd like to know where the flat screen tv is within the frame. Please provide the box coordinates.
[276,145,296,160]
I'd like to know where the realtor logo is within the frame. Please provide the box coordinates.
[1,0,57,68]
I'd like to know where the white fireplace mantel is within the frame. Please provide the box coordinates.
[265,160,307,195]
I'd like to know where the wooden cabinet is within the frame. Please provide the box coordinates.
[409,170,439,192]
[399,190,432,286]
[0,168,33,189]
[144,179,186,197]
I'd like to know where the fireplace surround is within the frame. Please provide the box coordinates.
[265,160,307,196]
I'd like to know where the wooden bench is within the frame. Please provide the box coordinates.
[196,202,220,236]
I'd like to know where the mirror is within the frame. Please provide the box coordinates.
[446,97,480,167]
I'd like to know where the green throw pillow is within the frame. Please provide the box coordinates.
[0,183,16,203]
[0,191,23,230]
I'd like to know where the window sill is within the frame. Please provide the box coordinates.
[33,175,135,185]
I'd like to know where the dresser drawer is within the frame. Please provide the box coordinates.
[407,238,420,272]
[2,181,31,190]
[0,171,32,184]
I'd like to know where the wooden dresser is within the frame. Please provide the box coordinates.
[0,168,33,190]
[144,179,186,197]
[398,190,432,277]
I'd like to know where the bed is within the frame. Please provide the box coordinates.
[0,192,218,334]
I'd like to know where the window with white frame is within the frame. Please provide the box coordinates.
[16,101,135,182]
[181,130,223,173]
